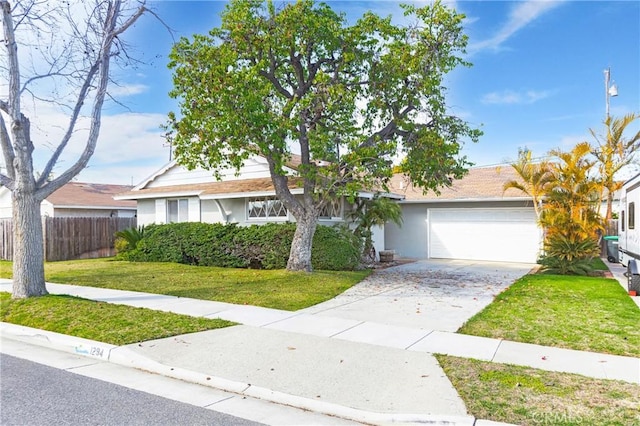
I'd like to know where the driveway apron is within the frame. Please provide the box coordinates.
[300,259,536,332]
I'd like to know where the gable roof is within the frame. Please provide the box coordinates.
[46,182,136,209]
[132,154,303,191]
[388,166,532,202]
[116,177,305,200]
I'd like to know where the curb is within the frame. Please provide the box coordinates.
[1,322,478,426]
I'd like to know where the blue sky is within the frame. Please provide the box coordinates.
[50,1,640,184]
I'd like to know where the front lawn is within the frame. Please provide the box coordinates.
[0,259,370,311]
[458,274,640,357]
[438,355,640,426]
[0,292,234,345]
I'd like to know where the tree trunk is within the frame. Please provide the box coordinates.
[286,212,318,272]
[11,191,47,298]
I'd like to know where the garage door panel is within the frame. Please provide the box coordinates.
[429,208,540,263]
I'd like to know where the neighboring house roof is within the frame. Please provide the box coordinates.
[46,182,136,209]
[389,166,532,202]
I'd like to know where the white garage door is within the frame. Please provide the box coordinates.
[429,208,541,263]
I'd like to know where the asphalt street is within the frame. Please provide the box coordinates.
[0,353,264,426]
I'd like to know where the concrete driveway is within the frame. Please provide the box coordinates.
[301,259,536,332]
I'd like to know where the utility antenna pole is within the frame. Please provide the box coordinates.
[604,67,618,120]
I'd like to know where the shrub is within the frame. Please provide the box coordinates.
[123,222,362,271]
[312,225,362,270]
[538,234,600,275]
[114,226,146,254]
[126,222,245,267]
[232,223,296,269]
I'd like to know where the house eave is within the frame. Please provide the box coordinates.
[201,188,305,200]
[357,191,405,200]
[115,190,204,201]
[398,196,534,204]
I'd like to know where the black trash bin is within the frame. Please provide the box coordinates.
[603,236,619,263]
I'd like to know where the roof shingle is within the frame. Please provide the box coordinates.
[46,182,136,208]
[118,177,304,199]
[389,166,530,201]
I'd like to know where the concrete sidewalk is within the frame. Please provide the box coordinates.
[1,261,639,425]
[1,278,637,384]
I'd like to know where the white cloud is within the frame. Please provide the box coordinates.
[481,89,552,105]
[469,0,564,53]
[108,83,149,97]
[558,134,588,150]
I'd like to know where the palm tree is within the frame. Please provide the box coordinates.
[591,113,640,220]
[542,142,604,243]
[350,195,403,262]
[503,148,552,220]
[537,143,604,274]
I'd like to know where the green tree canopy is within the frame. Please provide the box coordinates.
[166,0,480,271]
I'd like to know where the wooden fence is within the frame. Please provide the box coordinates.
[0,217,136,261]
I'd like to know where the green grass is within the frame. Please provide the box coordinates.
[0,292,234,345]
[437,355,640,426]
[458,274,640,357]
[0,258,370,311]
[589,257,608,271]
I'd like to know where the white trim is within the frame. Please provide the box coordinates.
[131,160,177,191]
[357,191,405,200]
[201,189,304,200]
[115,190,204,200]
[399,197,532,204]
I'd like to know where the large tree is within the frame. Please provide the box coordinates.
[0,0,147,298]
[590,113,640,221]
[167,0,480,272]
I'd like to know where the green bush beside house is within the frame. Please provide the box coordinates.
[117,222,362,271]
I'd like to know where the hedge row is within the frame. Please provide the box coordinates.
[118,222,362,271]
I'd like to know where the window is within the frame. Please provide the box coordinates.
[621,210,625,232]
[167,199,189,223]
[629,202,635,230]
[319,198,342,220]
[247,197,288,219]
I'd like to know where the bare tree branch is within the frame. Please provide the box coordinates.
[38,0,147,198]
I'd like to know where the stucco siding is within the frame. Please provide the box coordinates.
[40,202,55,217]
[384,204,428,258]
[137,199,156,226]
[201,199,227,223]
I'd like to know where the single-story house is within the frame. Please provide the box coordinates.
[116,156,546,263]
[0,182,137,219]
[384,166,543,263]
[115,155,402,256]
